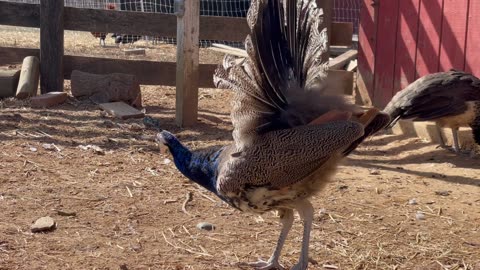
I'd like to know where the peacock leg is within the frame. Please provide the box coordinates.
[291,200,314,270]
[249,209,294,270]
[436,125,447,147]
[452,128,461,153]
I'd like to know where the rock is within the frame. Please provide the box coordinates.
[369,169,381,175]
[103,120,117,128]
[78,144,105,155]
[119,264,129,270]
[408,198,418,205]
[42,143,60,152]
[196,222,215,231]
[415,211,425,220]
[31,92,67,108]
[31,216,56,233]
[435,190,451,196]
[29,147,37,152]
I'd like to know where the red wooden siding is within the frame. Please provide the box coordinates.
[465,0,480,77]
[393,0,420,91]
[438,0,468,71]
[373,0,400,107]
[358,0,477,107]
[415,0,444,78]
[358,0,377,101]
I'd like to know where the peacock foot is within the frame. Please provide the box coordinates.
[248,259,285,270]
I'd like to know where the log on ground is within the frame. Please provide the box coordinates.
[70,70,142,107]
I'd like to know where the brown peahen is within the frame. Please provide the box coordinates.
[156,0,390,269]
[384,70,480,153]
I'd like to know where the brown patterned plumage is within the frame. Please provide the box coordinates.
[157,0,389,269]
[384,70,480,153]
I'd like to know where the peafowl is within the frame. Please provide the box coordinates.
[157,0,390,269]
[384,70,480,153]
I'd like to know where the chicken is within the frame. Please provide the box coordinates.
[90,3,116,47]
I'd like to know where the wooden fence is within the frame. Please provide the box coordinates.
[0,0,352,126]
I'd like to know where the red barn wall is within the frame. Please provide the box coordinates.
[358,0,480,108]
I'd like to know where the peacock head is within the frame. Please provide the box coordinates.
[156,131,187,154]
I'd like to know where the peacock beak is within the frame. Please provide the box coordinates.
[155,133,166,145]
[155,133,169,154]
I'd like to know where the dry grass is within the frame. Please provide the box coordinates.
[0,25,224,63]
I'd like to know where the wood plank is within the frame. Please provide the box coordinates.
[373,0,400,108]
[0,2,39,28]
[211,43,248,58]
[329,49,358,70]
[330,22,353,47]
[415,0,444,77]
[346,60,358,72]
[175,0,200,127]
[439,0,468,71]
[31,92,68,108]
[393,0,420,93]
[465,0,480,77]
[326,70,354,95]
[99,102,145,120]
[355,71,373,106]
[0,47,217,87]
[40,0,64,94]
[357,0,377,105]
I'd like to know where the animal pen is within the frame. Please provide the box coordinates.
[0,0,355,126]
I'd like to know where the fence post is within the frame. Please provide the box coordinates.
[40,0,64,94]
[175,0,200,127]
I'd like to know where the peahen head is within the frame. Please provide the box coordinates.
[156,131,220,195]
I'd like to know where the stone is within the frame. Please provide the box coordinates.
[196,222,215,231]
[435,190,451,196]
[415,211,425,221]
[31,216,56,233]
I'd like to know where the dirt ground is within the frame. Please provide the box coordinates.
[1,27,480,270]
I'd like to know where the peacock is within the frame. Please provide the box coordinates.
[156,0,390,269]
[384,70,480,153]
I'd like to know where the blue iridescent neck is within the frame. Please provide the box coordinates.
[161,132,220,195]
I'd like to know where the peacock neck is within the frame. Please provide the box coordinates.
[167,140,220,195]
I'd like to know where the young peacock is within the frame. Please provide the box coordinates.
[384,70,480,153]
[157,0,390,269]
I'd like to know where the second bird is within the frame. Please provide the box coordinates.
[384,70,480,153]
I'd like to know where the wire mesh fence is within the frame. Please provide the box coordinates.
[333,0,361,35]
[1,0,361,47]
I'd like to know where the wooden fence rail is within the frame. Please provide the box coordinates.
[0,1,249,42]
